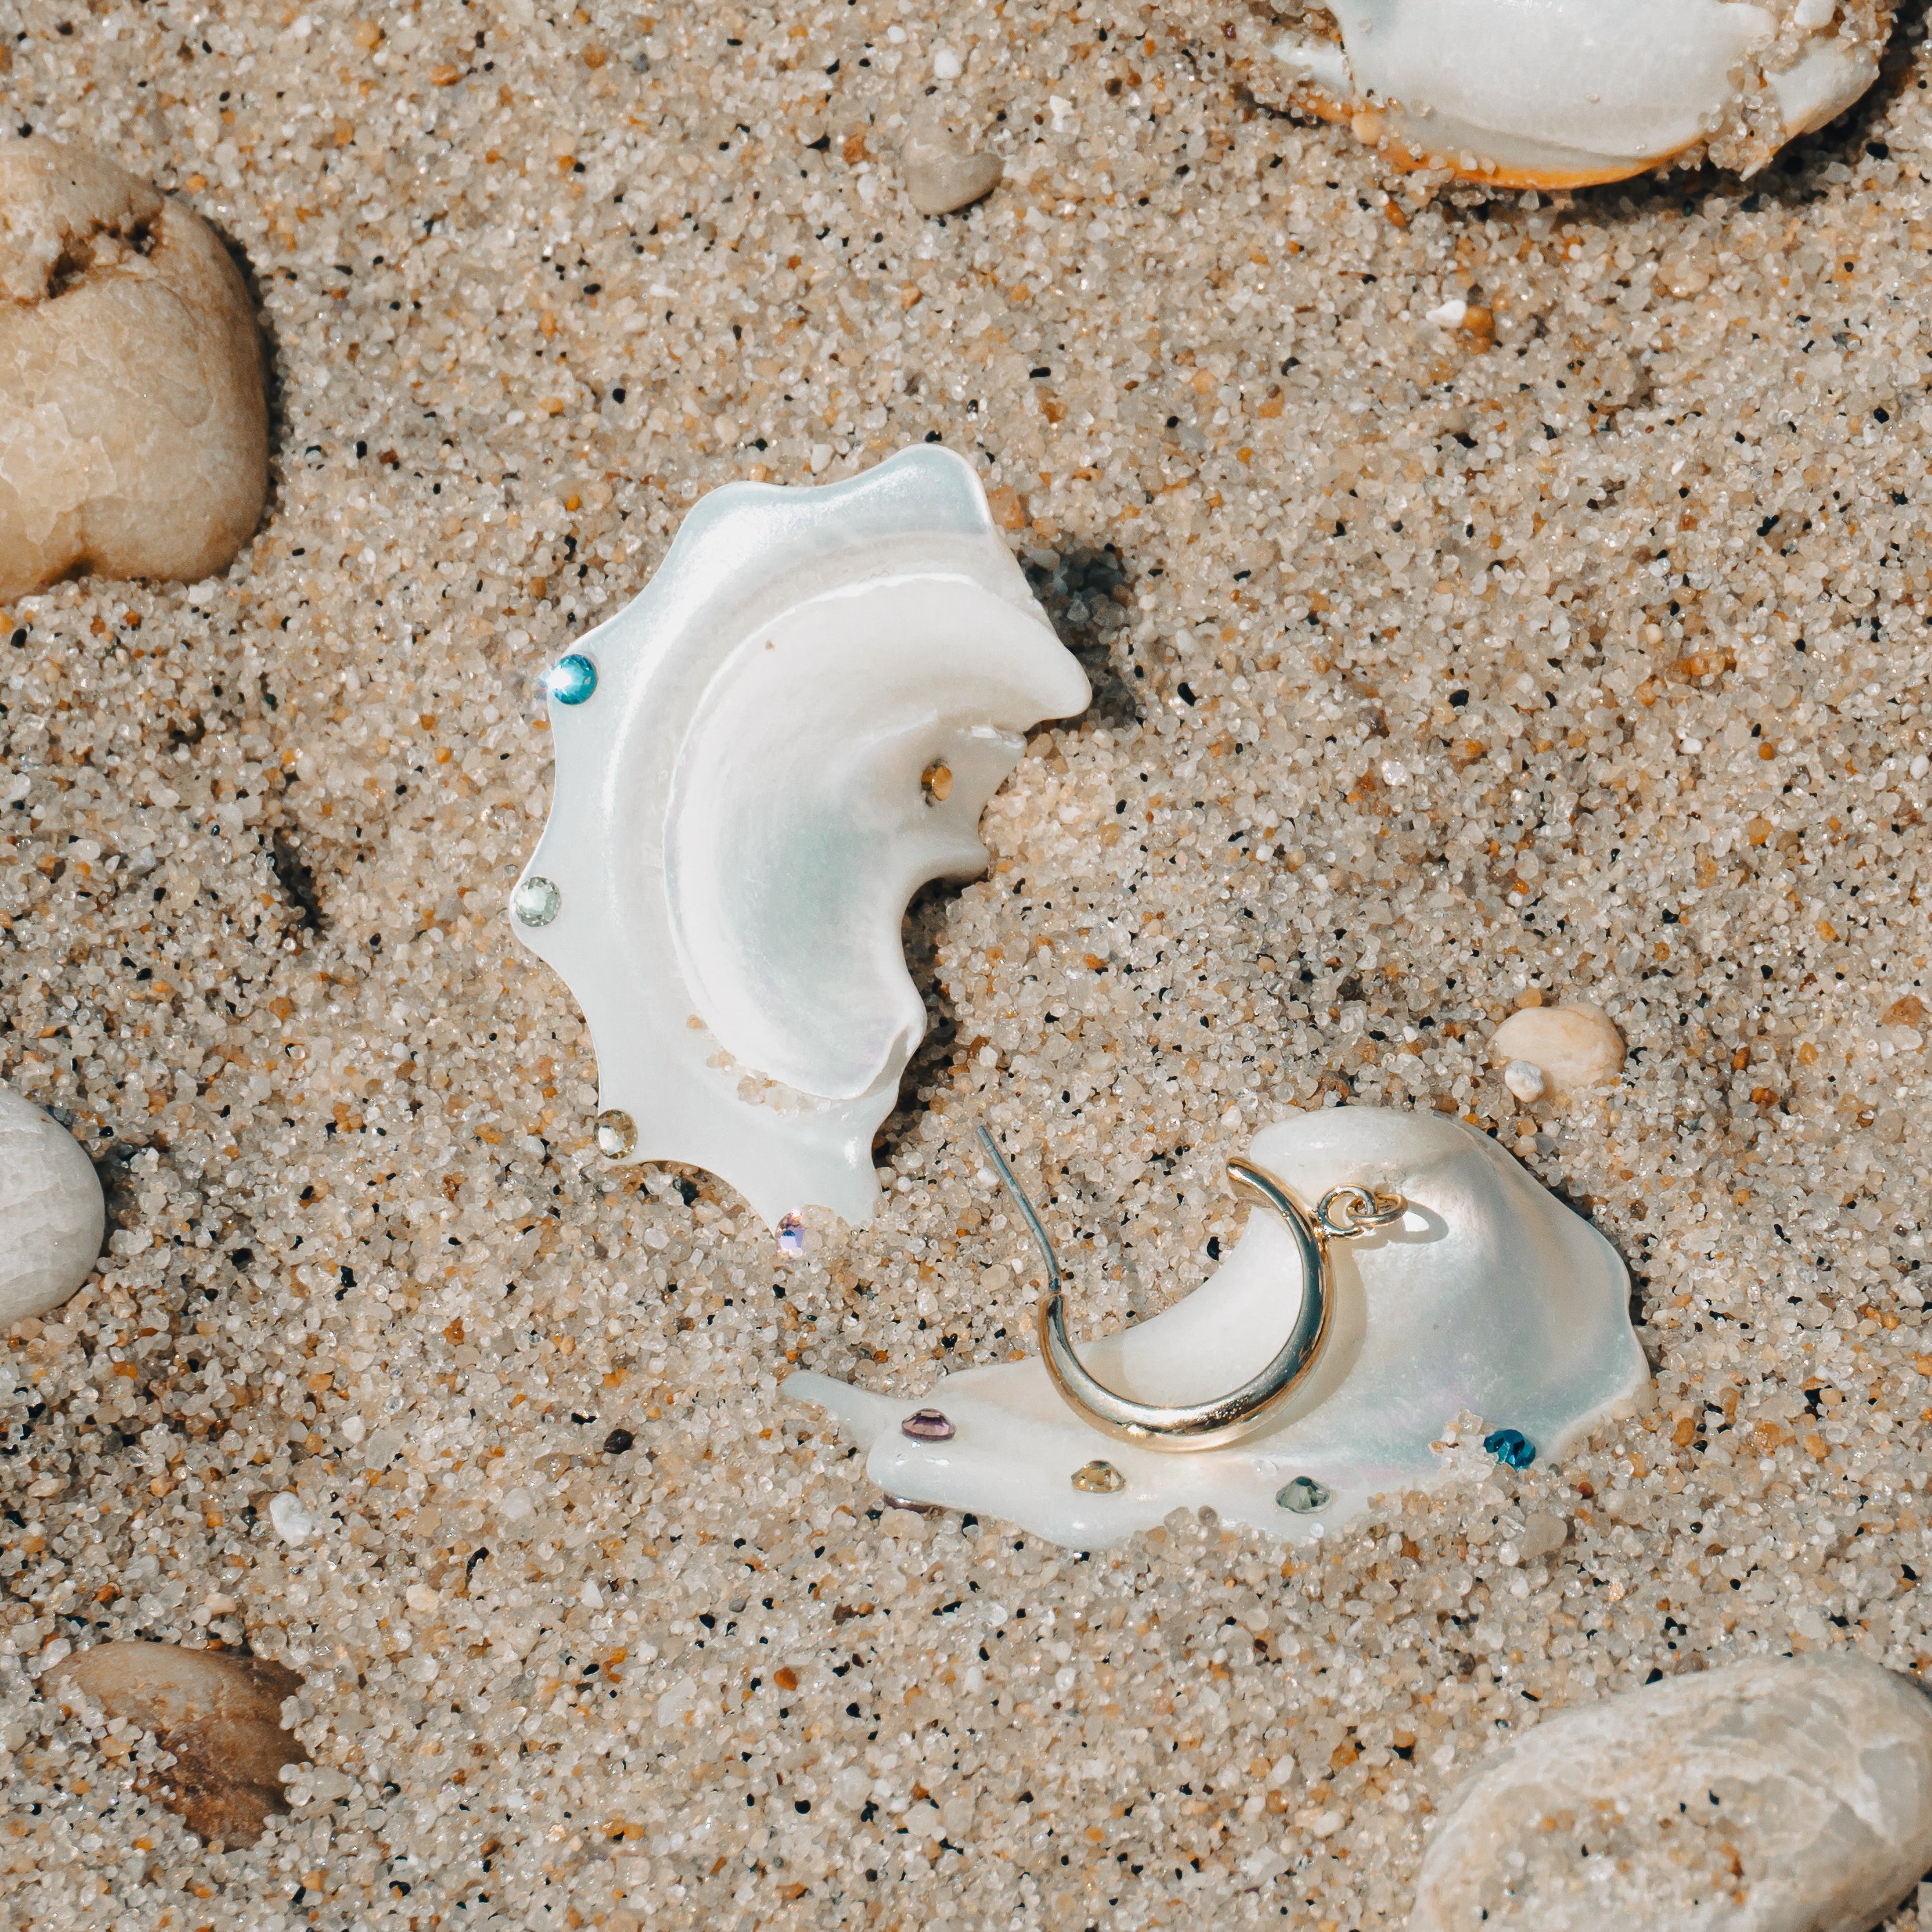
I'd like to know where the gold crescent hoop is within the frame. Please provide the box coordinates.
[975,1124,1404,1453]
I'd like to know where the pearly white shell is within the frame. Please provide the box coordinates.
[1270,0,1882,187]
[0,1088,105,1324]
[785,1106,1649,1549]
[511,447,1089,1230]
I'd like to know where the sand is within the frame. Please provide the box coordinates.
[5,1,1932,1928]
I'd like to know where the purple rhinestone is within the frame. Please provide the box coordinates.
[900,1408,955,1442]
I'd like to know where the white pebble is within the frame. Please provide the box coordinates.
[1427,297,1468,327]
[1412,1655,1932,1931]
[268,1494,316,1545]
[932,44,962,79]
[1490,1001,1625,1101]
[0,1087,105,1325]
[1501,1058,1546,1104]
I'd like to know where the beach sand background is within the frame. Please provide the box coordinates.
[5,0,1932,1926]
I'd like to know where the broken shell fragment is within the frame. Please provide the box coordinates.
[1250,0,1888,188]
[1490,1001,1625,1102]
[0,138,269,596]
[54,1642,309,1847]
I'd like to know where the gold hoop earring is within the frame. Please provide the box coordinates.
[975,1123,1404,1452]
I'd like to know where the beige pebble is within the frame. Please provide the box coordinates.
[0,138,267,598]
[1411,1655,1932,1931]
[53,1642,307,1847]
[1517,1509,1568,1562]
[1489,1001,1625,1101]
[899,103,1004,217]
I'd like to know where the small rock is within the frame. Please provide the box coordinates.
[0,138,268,598]
[900,103,1003,217]
[0,1088,104,1324]
[1410,1654,1932,1932]
[1501,1058,1546,1104]
[1516,1509,1567,1562]
[1489,1000,1624,1102]
[267,1493,316,1545]
[53,1642,308,1847]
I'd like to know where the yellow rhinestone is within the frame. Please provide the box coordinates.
[1070,1458,1124,1494]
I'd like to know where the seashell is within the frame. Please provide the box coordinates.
[0,1087,105,1325]
[511,446,1088,1229]
[784,1105,1647,1549]
[1263,0,1887,188]
[1410,1654,1932,1932]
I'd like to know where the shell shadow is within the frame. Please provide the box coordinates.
[1020,538,1146,734]
[199,212,289,553]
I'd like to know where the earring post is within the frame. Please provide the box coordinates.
[976,1123,1060,1297]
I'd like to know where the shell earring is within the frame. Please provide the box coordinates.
[975,1124,1405,1452]
[785,1105,1647,1549]
[509,445,1088,1231]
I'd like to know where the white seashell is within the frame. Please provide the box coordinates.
[1411,1654,1932,1932]
[784,1105,1647,1549]
[1268,0,1884,187]
[513,449,1088,1228]
[1491,1000,1625,1101]
[0,1088,104,1324]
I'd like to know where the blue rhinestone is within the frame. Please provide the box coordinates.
[1483,1427,1536,1470]
[547,654,598,705]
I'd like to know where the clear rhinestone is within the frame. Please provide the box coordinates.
[594,1110,636,1158]
[776,1212,806,1254]
[511,875,560,928]
[1276,1476,1332,1514]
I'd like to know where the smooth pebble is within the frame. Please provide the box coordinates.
[0,138,267,597]
[1410,1654,1932,1932]
[52,1642,307,1847]
[1489,1000,1625,1101]
[900,103,1004,216]
[0,1088,104,1325]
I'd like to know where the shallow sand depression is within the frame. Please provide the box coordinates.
[5,1,1932,1929]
